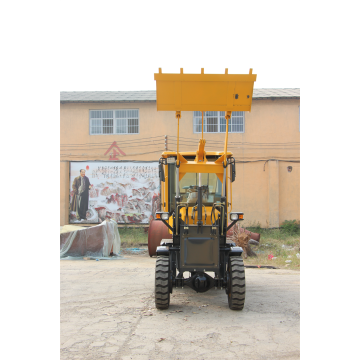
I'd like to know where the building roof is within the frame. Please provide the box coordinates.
[60,91,156,103]
[60,88,299,103]
[252,88,300,99]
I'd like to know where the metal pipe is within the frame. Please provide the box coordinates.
[176,166,179,197]
[198,173,202,221]
[176,204,179,235]
[176,111,181,166]
[229,170,232,212]
[222,167,226,197]
[177,116,180,164]
[175,167,180,235]
[223,112,231,167]
[201,111,204,140]
[162,177,165,210]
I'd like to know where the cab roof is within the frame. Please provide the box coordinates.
[161,151,233,158]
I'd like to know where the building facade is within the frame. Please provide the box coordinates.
[60,89,300,227]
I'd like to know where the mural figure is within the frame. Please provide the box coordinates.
[69,162,160,224]
[71,169,93,221]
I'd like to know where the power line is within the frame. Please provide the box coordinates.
[60,149,165,158]
[168,133,300,144]
[61,143,164,151]
[61,138,165,148]
[60,135,164,146]
[167,138,300,146]
[165,149,299,161]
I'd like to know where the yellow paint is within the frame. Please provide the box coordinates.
[168,215,173,234]
[154,68,257,112]
[176,111,181,166]
[162,151,233,158]
[201,111,204,140]
[177,161,226,183]
[179,206,220,226]
[228,172,232,213]
[194,139,206,163]
[223,111,231,166]
[163,164,168,211]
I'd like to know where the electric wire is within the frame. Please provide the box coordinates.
[60,134,300,167]
[60,149,165,157]
[61,143,164,151]
[60,135,165,146]
[61,137,165,148]
[167,135,300,146]
[61,137,300,148]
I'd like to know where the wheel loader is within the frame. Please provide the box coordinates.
[149,68,257,310]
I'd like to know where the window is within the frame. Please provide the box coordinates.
[90,109,139,135]
[193,111,244,133]
[167,162,223,212]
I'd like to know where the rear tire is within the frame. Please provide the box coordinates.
[228,257,246,310]
[155,256,170,309]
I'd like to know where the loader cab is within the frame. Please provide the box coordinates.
[167,163,223,214]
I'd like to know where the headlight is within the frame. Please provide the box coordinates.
[161,213,169,220]
[230,212,244,221]
[230,213,238,221]
[156,212,169,220]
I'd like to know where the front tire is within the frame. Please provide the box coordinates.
[227,257,246,310]
[155,256,170,309]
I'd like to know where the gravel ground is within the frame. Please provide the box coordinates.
[60,254,300,360]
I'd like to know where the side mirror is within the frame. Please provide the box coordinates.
[159,164,165,182]
[231,162,236,182]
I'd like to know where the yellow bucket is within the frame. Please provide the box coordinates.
[154,68,257,112]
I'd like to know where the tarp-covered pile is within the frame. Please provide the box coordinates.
[60,219,121,258]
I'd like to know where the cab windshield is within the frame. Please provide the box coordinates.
[180,173,222,205]
[168,163,222,212]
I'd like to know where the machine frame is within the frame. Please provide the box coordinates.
[152,68,257,310]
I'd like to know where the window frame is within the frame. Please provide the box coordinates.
[193,111,245,134]
[89,109,140,135]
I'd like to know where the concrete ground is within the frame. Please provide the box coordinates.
[60,254,300,360]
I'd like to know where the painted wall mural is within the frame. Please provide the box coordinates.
[69,162,160,224]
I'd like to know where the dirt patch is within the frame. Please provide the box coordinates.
[61,255,300,359]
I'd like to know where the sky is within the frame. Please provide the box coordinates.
[56,0,302,91]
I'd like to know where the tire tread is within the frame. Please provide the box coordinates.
[228,257,246,310]
[155,256,170,309]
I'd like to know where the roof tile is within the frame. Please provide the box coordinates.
[60,89,299,102]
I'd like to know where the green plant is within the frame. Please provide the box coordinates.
[280,220,300,236]
[118,227,148,247]
[245,221,262,233]
[244,236,300,270]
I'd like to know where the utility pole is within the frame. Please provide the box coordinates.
[165,135,167,150]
